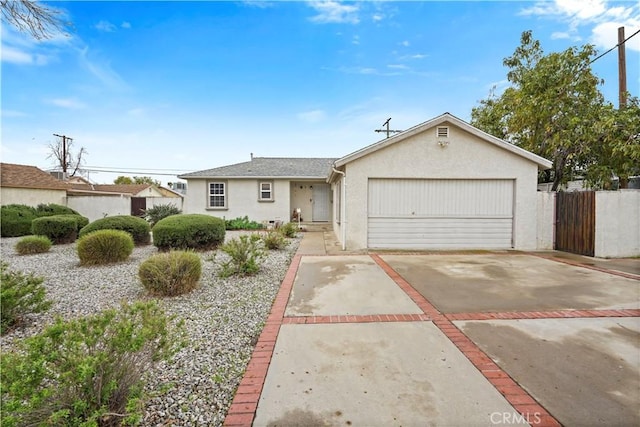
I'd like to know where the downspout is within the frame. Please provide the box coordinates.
[332,165,347,251]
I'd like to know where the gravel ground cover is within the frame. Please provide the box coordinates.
[0,231,300,426]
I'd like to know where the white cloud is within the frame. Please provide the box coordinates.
[400,40,410,47]
[372,13,384,22]
[78,46,128,91]
[308,1,360,25]
[121,21,132,29]
[352,35,360,45]
[127,108,146,116]
[1,110,28,118]
[387,64,409,70]
[46,98,87,109]
[95,20,117,32]
[520,0,640,52]
[297,109,327,123]
[1,45,50,65]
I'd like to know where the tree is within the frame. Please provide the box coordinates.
[47,135,87,177]
[471,31,607,191]
[114,176,161,186]
[1,0,69,40]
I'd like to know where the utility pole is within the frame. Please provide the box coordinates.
[52,133,73,174]
[374,118,402,138]
[618,26,627,108]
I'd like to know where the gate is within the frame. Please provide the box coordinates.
[131,197,146,217]
[555,191,595,256]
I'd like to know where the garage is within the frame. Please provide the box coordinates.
[329,113,553,251]
[368,178,514,249]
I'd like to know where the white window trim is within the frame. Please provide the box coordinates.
[258,180,274,202]
[207,181,227,209]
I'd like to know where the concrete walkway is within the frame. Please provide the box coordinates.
[223,232,640,427]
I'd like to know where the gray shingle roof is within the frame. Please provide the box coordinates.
[178,157,338,179]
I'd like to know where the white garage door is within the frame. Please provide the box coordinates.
[368,179,514,249]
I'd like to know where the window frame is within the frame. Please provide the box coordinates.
[258,180,274,202]
[207,180,228,210]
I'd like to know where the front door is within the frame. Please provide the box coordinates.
[312,184,330,222]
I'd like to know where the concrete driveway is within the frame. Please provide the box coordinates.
[224,233,640,427]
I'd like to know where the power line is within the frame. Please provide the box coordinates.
[589,28,640,65]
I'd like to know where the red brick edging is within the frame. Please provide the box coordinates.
[370,254,562,427]
[223,254,301,426]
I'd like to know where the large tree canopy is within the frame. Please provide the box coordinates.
[114,176,161,186]
[471,31,639,190]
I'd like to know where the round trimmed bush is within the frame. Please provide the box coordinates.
[138,251,201,296]
[77,230,134,266]
[35,203,80,217]
[31,215,78,244]
[15,235,52,255]
[152,214,225,251]
[79,215,151,246]
[1,205,38,237]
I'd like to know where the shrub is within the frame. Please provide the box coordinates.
[0,204,38,237]
[15,235,52,255]
[153,214,225,251]
[35,203,80,217]
[280,221,299,238]
[0,262,52,334]
[30,215,78,244]
[219,234,266,277]
[77,229,134,266]
[143,203,182,228]
[262,231,287,250]
[79,215,151,245]
[0,301,183,427]
[139,251,201,296]
[225,216,264,230]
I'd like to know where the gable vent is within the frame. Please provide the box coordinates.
[436,126,449,138]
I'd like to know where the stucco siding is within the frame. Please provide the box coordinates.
[595,190,640,257]
[536,191,556,250]
[0,188,66,207]
[183,179,291,224]
[343,124,540,250]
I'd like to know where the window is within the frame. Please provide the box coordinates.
[208,182,226,208]
[436,126,449,138]
[259,181,273,201]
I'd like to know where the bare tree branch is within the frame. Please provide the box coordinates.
[1,0,69,40]
[46,136,88,177]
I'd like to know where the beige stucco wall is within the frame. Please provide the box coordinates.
[183,179,292,224]
[536,191,556,250]
[595,190,640,258]
[0,187,66,207]
[339,123,541,250]
[67,194,131,222]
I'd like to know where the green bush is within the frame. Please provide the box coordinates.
[262,231,287,250]
[153,214,225,251]
[0,262,52,335]
[79,215,151,246]
[77,230,134,266]
[279,221,299,238]
[219,234,266,277]
[225,216,264,230]
[139,251,201,296]
[30,215,78,244]
[143,203,182,228]
[35,203,80,217]
[0,204,38,237]
[15,235,52,255]
[0,301,183,427]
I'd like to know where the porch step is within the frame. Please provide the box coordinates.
[297,222,332,232]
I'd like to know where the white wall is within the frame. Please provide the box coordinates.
[146,197,183,211]
[536,192,555,250]
[0,188,66,207]
[182,179,291,225]
[67,194,131,222]
[595,190,640,258]
[340,124,541,251]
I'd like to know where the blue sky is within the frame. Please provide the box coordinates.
[2,0,639,185]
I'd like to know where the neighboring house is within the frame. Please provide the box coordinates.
[180,113,552,251]
[179,156,338,227]
[329,113,552,251]
[0,163,68,206]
